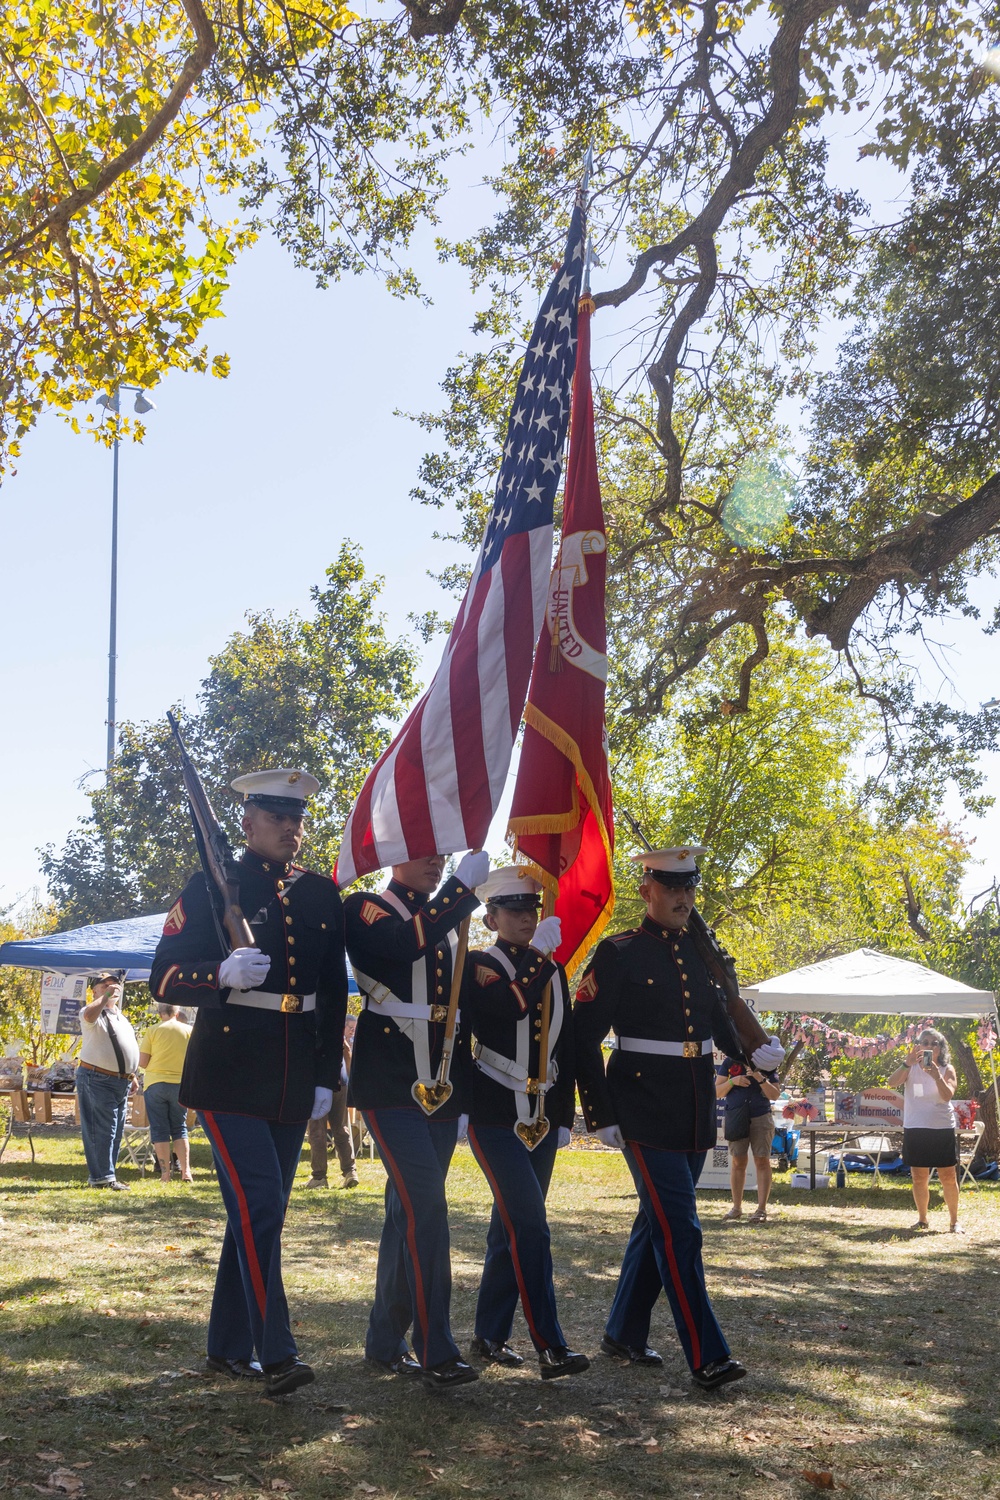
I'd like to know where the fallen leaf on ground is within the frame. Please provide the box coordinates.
[802,1472,835,1490]
[163,1245,181,1252]
[410,1449,433,1458]
[40,1470,85,1495]
[36,1454,63,1462]
[270,1483,292,1493]
[753,1470,778,1480]
[356,1486,377,1496]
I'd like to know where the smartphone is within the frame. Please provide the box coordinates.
[922,1049,933,1067]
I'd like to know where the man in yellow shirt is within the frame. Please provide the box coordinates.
[138,1004,194,1183]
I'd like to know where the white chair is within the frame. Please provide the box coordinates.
[959,1119,987,1189]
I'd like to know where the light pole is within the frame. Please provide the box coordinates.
[95,386,156,773]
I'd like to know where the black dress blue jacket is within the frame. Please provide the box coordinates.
[465,937,575,1132]
[573,916,735,1152]
[344,874,479,1117]
[148,848,347,1124]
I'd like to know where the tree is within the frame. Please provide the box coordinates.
[41,543,419,923]
[4,0,1000,699]
[608,620,969,969]
[0,904,72,1065]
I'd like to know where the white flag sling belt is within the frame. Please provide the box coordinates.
[411,915,471,1116]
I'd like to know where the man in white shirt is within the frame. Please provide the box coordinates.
[77,974,140,1190]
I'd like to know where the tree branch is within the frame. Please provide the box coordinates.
[593,0,837,312]
[0,0,216,267]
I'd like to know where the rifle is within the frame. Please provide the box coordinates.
[167,712,255,952]
[618,809,769,1062]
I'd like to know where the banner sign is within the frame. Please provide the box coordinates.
[834,1088,903,1128]
[40,973,86,1035]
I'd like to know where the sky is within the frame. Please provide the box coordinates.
[1,118,998,921]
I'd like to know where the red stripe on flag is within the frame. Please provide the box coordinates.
[500,532,538,739]
[390,694,437,864]
[446,568,493,843]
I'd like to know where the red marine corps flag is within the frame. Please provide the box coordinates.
[508,292,614,974]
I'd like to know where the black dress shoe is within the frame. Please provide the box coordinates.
[600,1334,663,1366]
[421,1356,479,1391]
[206,1355,263,1380]
[365,1350,422,1378]
[263,1356,315,1397]
[470,1335,524,1368]
[539,1346,590,1380]
[691,1357,747,1391]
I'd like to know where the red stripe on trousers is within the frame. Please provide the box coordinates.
[366,1114,432,1367]
[630,1142,702,1370]
[468,1124,547,1350]
[202,1111,268,1319]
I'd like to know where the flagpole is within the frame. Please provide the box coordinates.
[513,888,555,1150]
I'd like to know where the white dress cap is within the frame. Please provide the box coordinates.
[476,865,543,903]
[630,846,707,875]
[231,769,320,805]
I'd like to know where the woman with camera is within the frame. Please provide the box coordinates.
[887,1028,962,1233]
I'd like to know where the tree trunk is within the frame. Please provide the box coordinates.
[952,1036,998,1167]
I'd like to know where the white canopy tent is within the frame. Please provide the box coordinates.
[742,947,997,1019]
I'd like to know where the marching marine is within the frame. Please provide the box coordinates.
[150,770,348,1397]
[465,868,588,1379]
[344,848,489,1390]
[573,847,783,1391]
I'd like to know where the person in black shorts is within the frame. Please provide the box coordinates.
[716,1057,780,1225]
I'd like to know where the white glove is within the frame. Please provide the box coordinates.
[219,947,271,992]
[751,1036,785,1071]
[557,1126,572,1149]
[455,850,490,889]
[456,1113,470,1141]
[310,1087,334,1120]
[530,916,562,955]
[596,1124,625,1149]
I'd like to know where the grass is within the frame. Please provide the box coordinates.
[1,1122,998,1500]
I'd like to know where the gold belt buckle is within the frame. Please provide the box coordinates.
[682,1041,700,1059]
[525,1078,541,1095]
[280,993,303,1014]
[430,1005,448,1023]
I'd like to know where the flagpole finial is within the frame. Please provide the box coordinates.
[582,236,595,299]
[577,144,594,207]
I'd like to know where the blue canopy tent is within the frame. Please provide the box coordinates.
[0,914,169,983]
[0,914,359,991]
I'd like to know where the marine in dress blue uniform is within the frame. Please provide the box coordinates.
[574,846,753,1392]
[344,849,488,1390]
[149,769,347,1398]
[465,868,588,1380]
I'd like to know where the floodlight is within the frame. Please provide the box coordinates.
[133,392,156,414]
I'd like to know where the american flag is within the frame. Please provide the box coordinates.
[335,204,586,885]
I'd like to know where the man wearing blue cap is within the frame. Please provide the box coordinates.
[574,846,784,1392]
[150,769,347,1398]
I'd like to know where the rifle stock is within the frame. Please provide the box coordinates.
[686,910,768,1060]
[166,713,254,951]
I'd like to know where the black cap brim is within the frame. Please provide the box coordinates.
[648,868,701,889]
[245,795,308,814]
[486,895,543,910]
